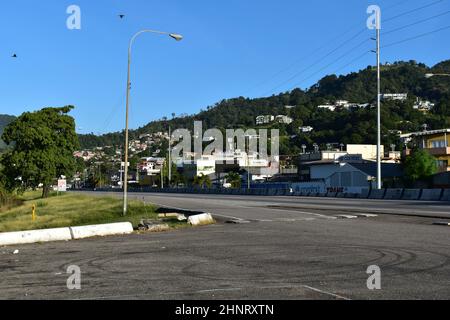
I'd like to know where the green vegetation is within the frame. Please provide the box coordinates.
[1,106,80,198]
[193,174,212,189]
[0,114,16,151]
[0,192,160,233]
[78,60,450,155]
[404,149,438,184]
[225,172,242,188]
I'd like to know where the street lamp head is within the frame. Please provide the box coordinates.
[169,33,183,41]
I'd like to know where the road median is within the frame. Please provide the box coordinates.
[0,222,134,247]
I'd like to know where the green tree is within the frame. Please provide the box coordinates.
[225,172,242,188]
[193,174,212,189]
[1,106,80,198]
[404,149,437,183]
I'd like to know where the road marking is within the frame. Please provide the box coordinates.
[262,206,337,220]
[302,285,350,300]
[80,284,351,300]
[355,214,378,218]
[335,215,358,219]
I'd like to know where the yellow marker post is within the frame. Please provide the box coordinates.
[32,204,36,221]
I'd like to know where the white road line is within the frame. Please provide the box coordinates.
[335,215,358,219]
[302,285,351,300]
[80,284,351,300]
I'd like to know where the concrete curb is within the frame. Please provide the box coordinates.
[187,213,215,226]
[0,222,134,247]
[433,221,450,226]
[0,227,72,246]
[69,222,134,240]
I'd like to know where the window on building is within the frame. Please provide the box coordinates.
[431,140,446,148]
[436,160,448,168]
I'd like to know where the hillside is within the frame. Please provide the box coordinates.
[79,59,450,154]
[0,115,16,150]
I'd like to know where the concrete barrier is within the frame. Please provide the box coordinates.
[368,189,386,199]
[187,213,215,226]
[355,189,370,199]
[317,192,327,197]
[70,222,134,240]
[0,227,72,246]
[384,188,404,200]
[402,189,421,200]
[344,193,359,198]
[420,189,443,201]
[441,189,450,201]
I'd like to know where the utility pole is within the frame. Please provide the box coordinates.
[376,26,382,190]
[161,162,164,189]
[368,5,382,189]
[168,126,172,187]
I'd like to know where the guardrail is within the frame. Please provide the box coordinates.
[86,186,450,201]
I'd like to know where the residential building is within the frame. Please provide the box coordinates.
[317,104,336,112]
[299,126,314,133]
[382,93,408,101]
[275,115,293,124]
[256,115,275,125]
[401,129,450,172]
[413,99,435,112]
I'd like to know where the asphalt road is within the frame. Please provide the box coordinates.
[1,192,449,300]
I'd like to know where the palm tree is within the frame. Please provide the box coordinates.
[225,172,242,189]
[193,174,212,189]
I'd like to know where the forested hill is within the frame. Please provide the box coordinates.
[0,114,16,150]
[78,59,450,153]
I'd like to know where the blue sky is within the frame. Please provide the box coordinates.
[1,0,449,134]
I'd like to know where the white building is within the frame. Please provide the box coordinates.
[256,115,275,125]
[413,99,435,112]
[300,126,314,133]
[317,104,336,112]
[275,115,293,124]
[382,93,408,101]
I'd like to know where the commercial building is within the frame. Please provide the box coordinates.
[295,144,403,193]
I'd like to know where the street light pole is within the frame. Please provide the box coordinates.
[123,29,183,216]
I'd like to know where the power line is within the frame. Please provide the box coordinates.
[245,0,414,96]
[383,9,450,35]
[330,51,372,75]
[255,0,447,97]
[382,24,450,48]
[287,39,371,91]
[261,29,367,96]
[384,0,446,23]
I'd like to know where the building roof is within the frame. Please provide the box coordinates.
[350,162,404,178]
[400,129,450,138]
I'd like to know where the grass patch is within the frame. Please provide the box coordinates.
[0,192,163,233]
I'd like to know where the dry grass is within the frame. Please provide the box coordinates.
[0,192,160,233]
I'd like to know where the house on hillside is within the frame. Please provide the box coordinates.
[401,129,450,172]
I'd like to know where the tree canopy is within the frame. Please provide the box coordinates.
[1,106,80,197]
[403,149,438,183]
